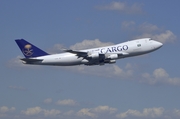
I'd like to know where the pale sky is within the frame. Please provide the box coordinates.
[1,0,180,119]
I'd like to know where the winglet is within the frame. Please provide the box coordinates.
[15,39,49,58]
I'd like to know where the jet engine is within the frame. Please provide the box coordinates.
[104,60,116,64]
[88,52,99,59]
[108,60,116,64]
[106,54,118,59]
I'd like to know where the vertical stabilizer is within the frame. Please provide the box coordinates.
[15,39,49,58]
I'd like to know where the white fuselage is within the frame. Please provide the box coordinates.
[23,38,163,66]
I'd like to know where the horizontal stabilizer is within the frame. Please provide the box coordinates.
[20,58,43,62]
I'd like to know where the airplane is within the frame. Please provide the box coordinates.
[15,38,163,66]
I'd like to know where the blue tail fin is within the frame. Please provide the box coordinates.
[15,39,49,58]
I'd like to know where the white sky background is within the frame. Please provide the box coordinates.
[1,0,180,119]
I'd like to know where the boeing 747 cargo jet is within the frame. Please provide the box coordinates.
[15,38,162,66]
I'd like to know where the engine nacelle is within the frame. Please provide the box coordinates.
[104,59,116,64]
[107,54,118,59]
[108,60,116,64]
[88,52,99,59]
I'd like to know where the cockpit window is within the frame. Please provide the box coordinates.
[149,38,152,41]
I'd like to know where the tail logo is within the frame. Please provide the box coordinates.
[23,44,33,56]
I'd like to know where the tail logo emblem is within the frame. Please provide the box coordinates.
[23,44,33,56]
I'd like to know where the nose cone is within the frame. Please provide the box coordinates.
[155,41,163,48]
[156,41,163,48]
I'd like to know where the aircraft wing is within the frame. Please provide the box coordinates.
[64,49,129,58]
[63,49,88,57]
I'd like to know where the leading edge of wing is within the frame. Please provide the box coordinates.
[63,49,88,57]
